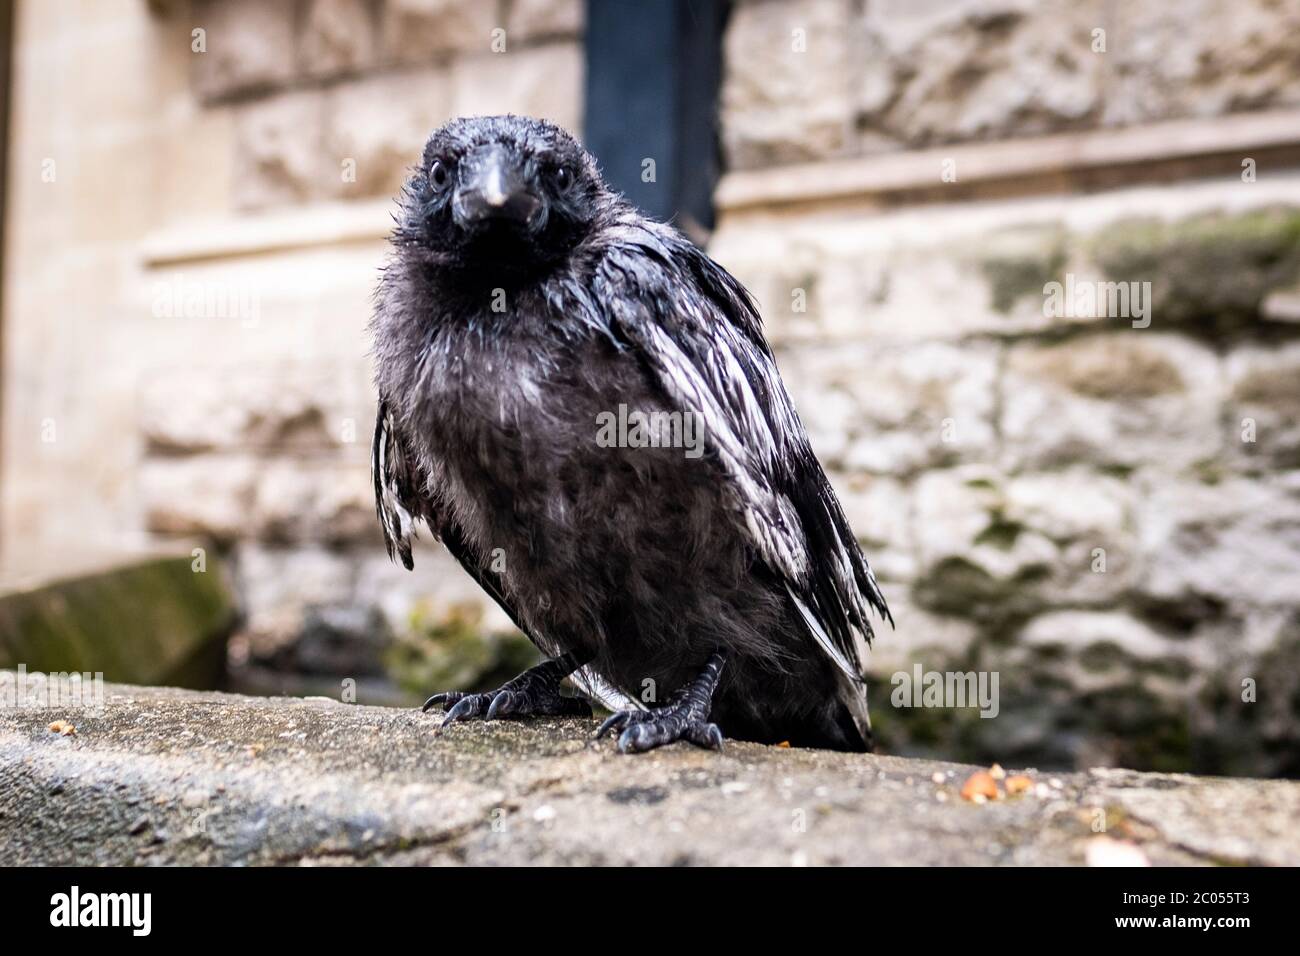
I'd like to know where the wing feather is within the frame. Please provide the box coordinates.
[594,222,892,686]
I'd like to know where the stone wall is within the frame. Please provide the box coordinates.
[1,1,581,701]
[715,0,1300,776]
[3,0,1298,777]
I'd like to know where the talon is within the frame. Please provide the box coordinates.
[441,694,485,727]
[688,722,724,751]
[596,711,630,739]
[617,722,649,754]
[422,690,467,713]
[486,691,515,720]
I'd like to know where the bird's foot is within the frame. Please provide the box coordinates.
[596,704,723,754]
[423,652,592,727]
[595,650,727,754]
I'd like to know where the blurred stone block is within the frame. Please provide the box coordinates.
[191,0,297,102]
[0,555,236,688]
[232,90,330,210]
[298,0,380,80]
[450,43,583,133]
[1000,333,1223,472]
[381,0,499,63]
[780,341,998,475]
[1226,343,1300,470]
[507,0,584,41]
[721,0,856,168]
[324,67,454,199]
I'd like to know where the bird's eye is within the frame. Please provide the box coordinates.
[553,166,572,192]
[428,160,449,191]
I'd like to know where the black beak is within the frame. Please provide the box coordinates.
[452,147,543,231]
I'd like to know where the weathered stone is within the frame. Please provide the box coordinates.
[830,472,915,582]
[863,591,979,679]
[1000,333,1223,472]
[1089,208,1300,335]
[854,0,1103,149]
[721,0,856,168]
[380,0,500,63]
[1136,474,1300,609]
[780,342,998,476]
[232,90,330,210]
[1000,469,1138,604]
[140,365,369,454]
[910,466,1060,625]
[140,457,259,542]
[1103,0,1300,127]
[5,679,1297,865]
[906,466,1137,623]
[251,458,375,545]
[324,67,454,199]
[1225,343,1300,470]
[449,43,584,133]
[0,557,236,688]
[298,0,380,80]
[507,0,583,41]
[231,544,358,655]
[191,0,298,102]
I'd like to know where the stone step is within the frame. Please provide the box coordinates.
[1,676,1295,866]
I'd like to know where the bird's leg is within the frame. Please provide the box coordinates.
[597,650,726,754]
[424,650,594,727]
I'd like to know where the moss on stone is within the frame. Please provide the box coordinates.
[0,555,236,688]
[383,601,540,699]
[978,229,1068,314]
[1090,207,1300,334]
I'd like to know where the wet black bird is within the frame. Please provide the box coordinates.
[371,115,891,753]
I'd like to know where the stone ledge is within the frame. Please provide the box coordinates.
[716,108,1300,218]
[2,678,1296,866]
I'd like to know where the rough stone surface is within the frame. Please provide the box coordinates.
[722,0,856,169]
[721,0,1300,167]
[298,0,381,80]
[380,0,500,63]
[324,67,454,198]
[2,679,1296,866]
[507,0,583,42]
[232,90,330,209]
[191,0,299,102]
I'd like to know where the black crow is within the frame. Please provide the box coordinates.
[371,115,892,753]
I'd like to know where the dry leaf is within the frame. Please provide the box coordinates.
[48,721,75,736]
[1005,775,1032,795]
[775,740,791,748]
[961,771,998,802]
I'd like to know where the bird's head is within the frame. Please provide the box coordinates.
[395,115,607,281]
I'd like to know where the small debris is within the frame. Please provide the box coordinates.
[931,771,946,785]
[1005,775,1033,796]
[1085,836,1150,867]
[127,815,150,836]
[775,740,791,748]
[532,804,556,823]
[246,743,265,758]
[989,763,1006,781]
[960,771,999,802]
[48,721,75,736]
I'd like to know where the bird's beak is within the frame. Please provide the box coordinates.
[452,147,543,231]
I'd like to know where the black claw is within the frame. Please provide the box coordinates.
[422,691,461,713]
[596,710,633,739]
[440,694,487,727]
[486,691,514,720]
[687,722,724,751]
